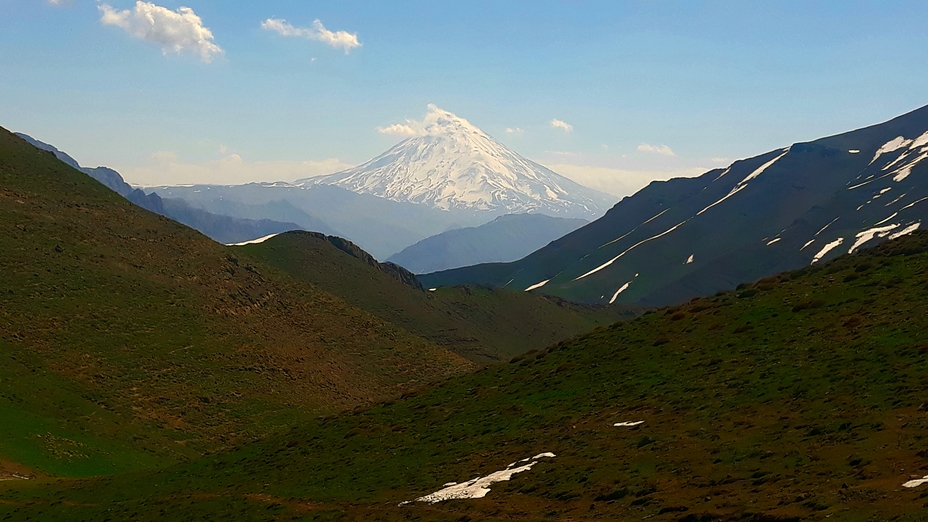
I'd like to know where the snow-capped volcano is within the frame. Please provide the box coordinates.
[299,105,614,217]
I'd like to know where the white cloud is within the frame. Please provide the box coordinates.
[261,18,361,54]
[505,127,524,135]
[550,119,573,133]
[376,104,473,139]
[545,163,706,197]
[99,1,223,62]
[121,151,352,186]
[377,123,423,137]
[637,143,676,157]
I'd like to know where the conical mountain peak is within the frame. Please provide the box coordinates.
[303,105,614,217]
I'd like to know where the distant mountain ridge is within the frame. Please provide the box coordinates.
[421,104,928,305]
[387,213,588,274]
[304,105,615,218]
[14,133,304,244]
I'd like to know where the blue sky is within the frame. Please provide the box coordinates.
[3,1,928,194]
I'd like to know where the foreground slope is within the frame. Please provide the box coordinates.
[6,232,928,520]
[423,104,928,306]
[0,128,471,477]
[387,213,588,273]
[235,231,634,363]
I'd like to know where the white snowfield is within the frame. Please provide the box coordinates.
[406,453,556,505]
[889,222,921,240]
[614,421,644,427]
[848,224,901,254]
[575,221,687,281]
[903,475,928,488]
[870,136,912,165]
[302,105,610,216]
[685,254,694,264]
[225,233,280,246]
[811,238,844,264]
[609,274,638,304]
[524,279,550,292]
[698,147,789,216]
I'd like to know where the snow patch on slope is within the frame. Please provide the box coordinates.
[848,224,900,254]
[889,222,921,240]
[811,238,844,264]
[409,453,555,504]
[870,136,912,165]
[576,221,687,281]
[226,233,280,246]
[524,279,550,292]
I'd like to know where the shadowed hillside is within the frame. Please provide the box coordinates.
[235,231,636,363]
[0,128,472,477]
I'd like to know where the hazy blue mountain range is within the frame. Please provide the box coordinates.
[152,108,615,260]
[421,104,928,306]
[14,133,304,244]
[387,213,588,274]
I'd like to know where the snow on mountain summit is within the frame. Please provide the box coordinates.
[300,105,614,217]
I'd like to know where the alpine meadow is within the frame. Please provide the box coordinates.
[3,2,928,521]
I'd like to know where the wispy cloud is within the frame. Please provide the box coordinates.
[545,163,706,197]
[550,119,573,133]
[637,143,676,157]
[98,1,223,62]
[261,18,361,54]
[505,127,524,135]
[124,150,352,186]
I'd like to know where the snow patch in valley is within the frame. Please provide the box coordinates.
[685,254,694,264]
[800,239,815,251]
[226,233,280,246]
[524,279,550,292]
[811,238,844,264]
[848,224,900,254]
[614,421,644,427]
[408,453,555,505]
[766,237,781,246]
[848,149,860,154]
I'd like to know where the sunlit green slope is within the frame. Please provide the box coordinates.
[6,229,928,520]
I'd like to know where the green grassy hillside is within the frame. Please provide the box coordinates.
[236,231,635,363]
[0,128,472,478]
[5,228,928,520]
